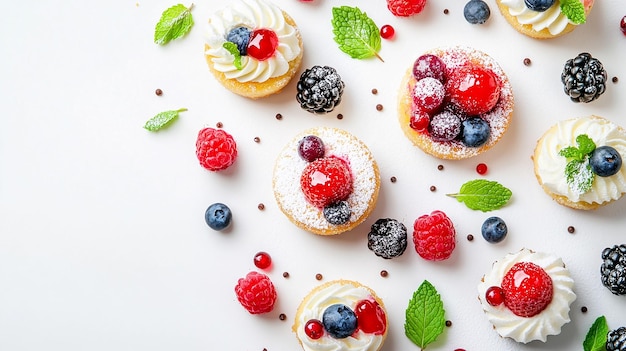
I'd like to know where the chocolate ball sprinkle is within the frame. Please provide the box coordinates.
[315,273,323,281]
[430,185,436,192]
[443,8,449,14]
[216,122,223,128]
[371,88,378,95]
[279,313,286,321]
[282,272,290,278]
[567,226,575,234]
[523,58,531,66]
[337,113,343,120]
[581,306,588,313]
[380,270,388,277]
[257,203,265,210]
[390,176,397,183]
[612,76,619,83]
[467,234,474,241]
[437,164,444,171]
[155,88,163,96]
[445,320,452,327]
[376,104,383,111]
[275,113,283,120]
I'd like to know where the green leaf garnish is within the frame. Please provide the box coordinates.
[144,108,187,132]
[331,6,383,62]
[447,179,512,212]
[154,4,194,45]
[583,316,609,351]
[559,134,596,194]
[560,0,586,25]
[405,280,445,349]
[222,42,243,70]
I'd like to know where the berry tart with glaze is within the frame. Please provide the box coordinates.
[398,46,514,160]
[204,0,303,99]
[272,127,380,235]
[293,280,388,351]
[477,248,576,343]
[533,115,626,210]
[496,0,594,39]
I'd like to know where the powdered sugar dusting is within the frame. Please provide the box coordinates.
[273,127,379,234]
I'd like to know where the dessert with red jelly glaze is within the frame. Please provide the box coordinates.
[398,46,514,160]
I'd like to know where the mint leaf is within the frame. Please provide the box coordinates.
[577,134,596,155]
[222,42,243,70]
[583,316,609,351]
[559,146,582,160]
[144,108,187,132]
[331,6,383,62]
[405,280,445,349]
[447,179,512,212]
[565,159,594,194]
[560,0,586,25]
[154,4,194,45]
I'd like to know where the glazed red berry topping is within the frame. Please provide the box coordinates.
[196,127,238,171]
[304,319,324,339]
[253,251,272,269]
[387,0,426,17]
[621,16,626,36]
[447,64,501,115]
[485,286,505,306]
[380,24,395,39]
[412,77,445,113]
[355,299,387,335]
[300,156,353,208]
[409,110,430,132]
[247,28,278,61]
[413,210,456,261]
[412,54,447,82]
[501,262,553,317]
[234,271,277,314]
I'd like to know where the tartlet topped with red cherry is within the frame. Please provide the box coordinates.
[398,46,514,160]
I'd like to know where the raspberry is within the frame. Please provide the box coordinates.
[386,0,426,17]
[501,262,553,317]
[412,210,456,260]
[447,64,500,115]
[196,128,237,171]
[234,271,277,314]
[300,156,353,208]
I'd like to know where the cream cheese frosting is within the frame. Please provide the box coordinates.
[205,0,301,83]
[477,249,576,343]
[295,281,385,351]
[499,0,579,35]
[535,116,626,205]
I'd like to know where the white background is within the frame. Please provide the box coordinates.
[1,0,626,350]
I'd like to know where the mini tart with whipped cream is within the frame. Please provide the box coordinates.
[272,127,380,236]
[496,0,594,39]
[533,115,626,210]
[477,248,576,343]
[204,0,303,99]
[398,46,514,160]
[293,280,388,351]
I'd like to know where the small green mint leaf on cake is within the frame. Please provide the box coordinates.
[222,42,243,70]
[583,316,609,351]
[331,6,383,62]
[446,179,512,212]
[576,134,596,155]
[154,4,194,45]
[560,0,586,25]
[144,108,187,132]
[405,280,445,349]
[559,134,596,193]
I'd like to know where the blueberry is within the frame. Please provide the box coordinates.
[461,117,490,147]
[322,304,357,339]
[481,217,507,243]
[524,0,555,12]
[323,201,351,225]
[464,0,491,24]
[590,146,622,177]
[205,203,232,231]
[226,26,252,56]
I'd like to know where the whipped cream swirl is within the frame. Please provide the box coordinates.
[499,0,581,35]
[205,0,301,83]
[478,249,576,343]
[295,281,385,351]
[535,116,626,205]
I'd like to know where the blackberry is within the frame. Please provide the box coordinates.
[367,218,408,259]
[601,244,626,295]
[323,201,351,225]
[561,52,607,103]
[607,327,626,351]
[296,66,345,114]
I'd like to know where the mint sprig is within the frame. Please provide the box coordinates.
[405,280,445,350]
[154,4,194,45]
[222,42,243,70]
[447,179,512,212]
[144,108,187,132]
[583,316,609,351]
[331,6,383,62]
[560,0,586,25]
[559,134,596,194]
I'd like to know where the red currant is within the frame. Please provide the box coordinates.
[354,299,386,335]
[485,286,504,306]
[253,251,272,269]
[304,319,324,339]
[409,110,430,132]
[621,16,626,36]
[247,29,278,61]
[476,163,488,175]
[380,25,395,39]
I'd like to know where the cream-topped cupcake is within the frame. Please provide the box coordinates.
[477,249,576,343]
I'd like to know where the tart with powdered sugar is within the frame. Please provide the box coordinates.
[398,46,514,160]
[477,248,576,343]
[204,0,303,99]
[272,127,380,235]
[293,280,388,351]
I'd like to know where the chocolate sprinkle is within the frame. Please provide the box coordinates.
[467,234,474,241]
[581,306,588,313]
[376,104,383,111]
[216,122,223,128]
[437,164,444,171]
[282,272,290,278]
[254,137,260,143]
[430,185,436,192]
[279,313,286,321]
[380,270,388,277]
[155,88,163,96]
[337,113,343,120]
[446,320,452,327]
[390,176,397,183]
[371,88,378,95]
[257,203,265,210]
[315,273,323,281]
[443,8,449,14]
[612,76,619,83]
[275,113,283,120]
[567,226,575,234]
[523,58,531,66]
